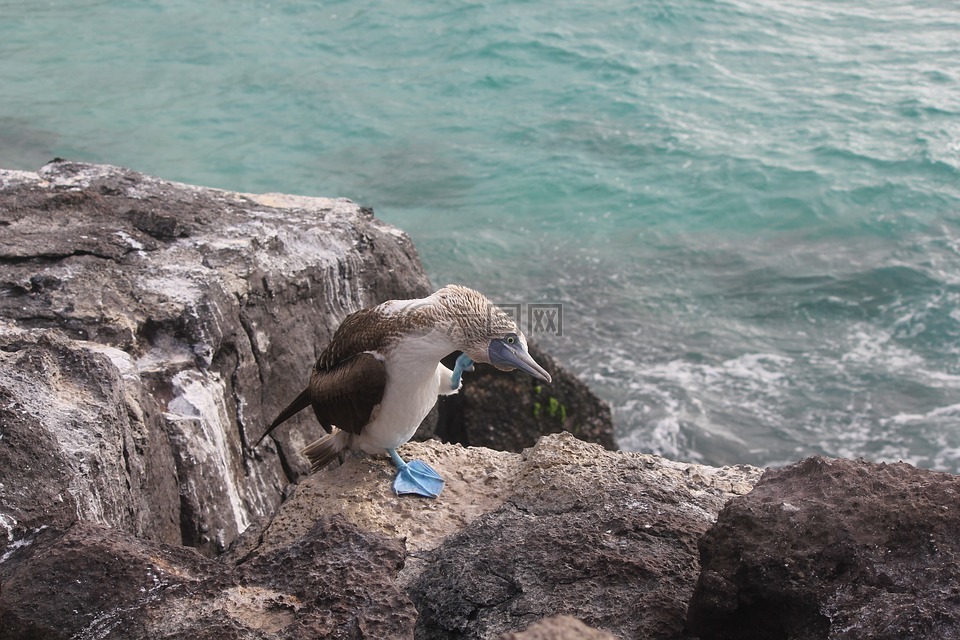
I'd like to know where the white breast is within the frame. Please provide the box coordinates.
[354,360,458,453]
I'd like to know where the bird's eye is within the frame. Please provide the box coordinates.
[506,335,516,344]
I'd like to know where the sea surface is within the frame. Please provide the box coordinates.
[2,0,959,472]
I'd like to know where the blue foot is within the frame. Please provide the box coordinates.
[451,353,475,389]
[388,448,445,498]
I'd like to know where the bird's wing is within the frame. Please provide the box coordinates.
[315,306,415,366]
[308,352,387,435]
[257,352,386,445]
[258,305,398,445]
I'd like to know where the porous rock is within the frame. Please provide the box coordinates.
[434,344,616,452]
[236,432,761,639]
[0,517,415,640]
[497,615,619,640]
[686,456,960,640]
[0,429,759,640]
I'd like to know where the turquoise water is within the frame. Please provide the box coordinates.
[2,0,960,471]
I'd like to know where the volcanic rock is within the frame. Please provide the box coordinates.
[686,456,960,640]
[0,518,415,640]
[498,615,619,639]
[236,432,761,639]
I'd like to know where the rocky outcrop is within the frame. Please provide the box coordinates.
[434,345,616,452]
[0,160,431,556]
[226,434,761,639]
[1,434,761,640]
[0,160,614,561]
[686,456,960,640]
[11,160,954,639]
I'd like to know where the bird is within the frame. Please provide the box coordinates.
[257,284,552,498]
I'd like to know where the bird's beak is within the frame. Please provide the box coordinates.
[488,338,552,383]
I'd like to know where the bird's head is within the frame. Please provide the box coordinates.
[432,284,552,383]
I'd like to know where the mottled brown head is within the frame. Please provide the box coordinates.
[318,284,551,383]
[432,284,551,382]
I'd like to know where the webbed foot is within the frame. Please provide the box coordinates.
[388,448,445,498]
[394,460,445,497]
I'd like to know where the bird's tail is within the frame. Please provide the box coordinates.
[302,428,353,473]
[255,387,312,447]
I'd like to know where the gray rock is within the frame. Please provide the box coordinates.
[0,325,180,546]
[0,160,430,555]
[686,456,960,640]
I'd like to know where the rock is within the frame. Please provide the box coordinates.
[0,432,758,640]
[0,518,416,640]
[0,160,430,556]
[686,456,960,640]
[435,345,616,452]
[236,432,761,639]
[0,325,180,546]
[497,615,619,640]
[410,435,759,640]
[0,523,217,639]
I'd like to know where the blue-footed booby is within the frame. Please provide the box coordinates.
[258,284,552,498]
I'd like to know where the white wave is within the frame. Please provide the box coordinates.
[840,324,925,371]
[888,403,960,425]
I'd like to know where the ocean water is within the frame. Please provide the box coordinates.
[2,0,959,471]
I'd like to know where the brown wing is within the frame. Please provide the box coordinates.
[258,305,395,445]
[257,352,386,445]
[316,307,397,369]
[308,352,386,435]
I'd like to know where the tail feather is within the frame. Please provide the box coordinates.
[255,387,312,447]
[303,429,353,473]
